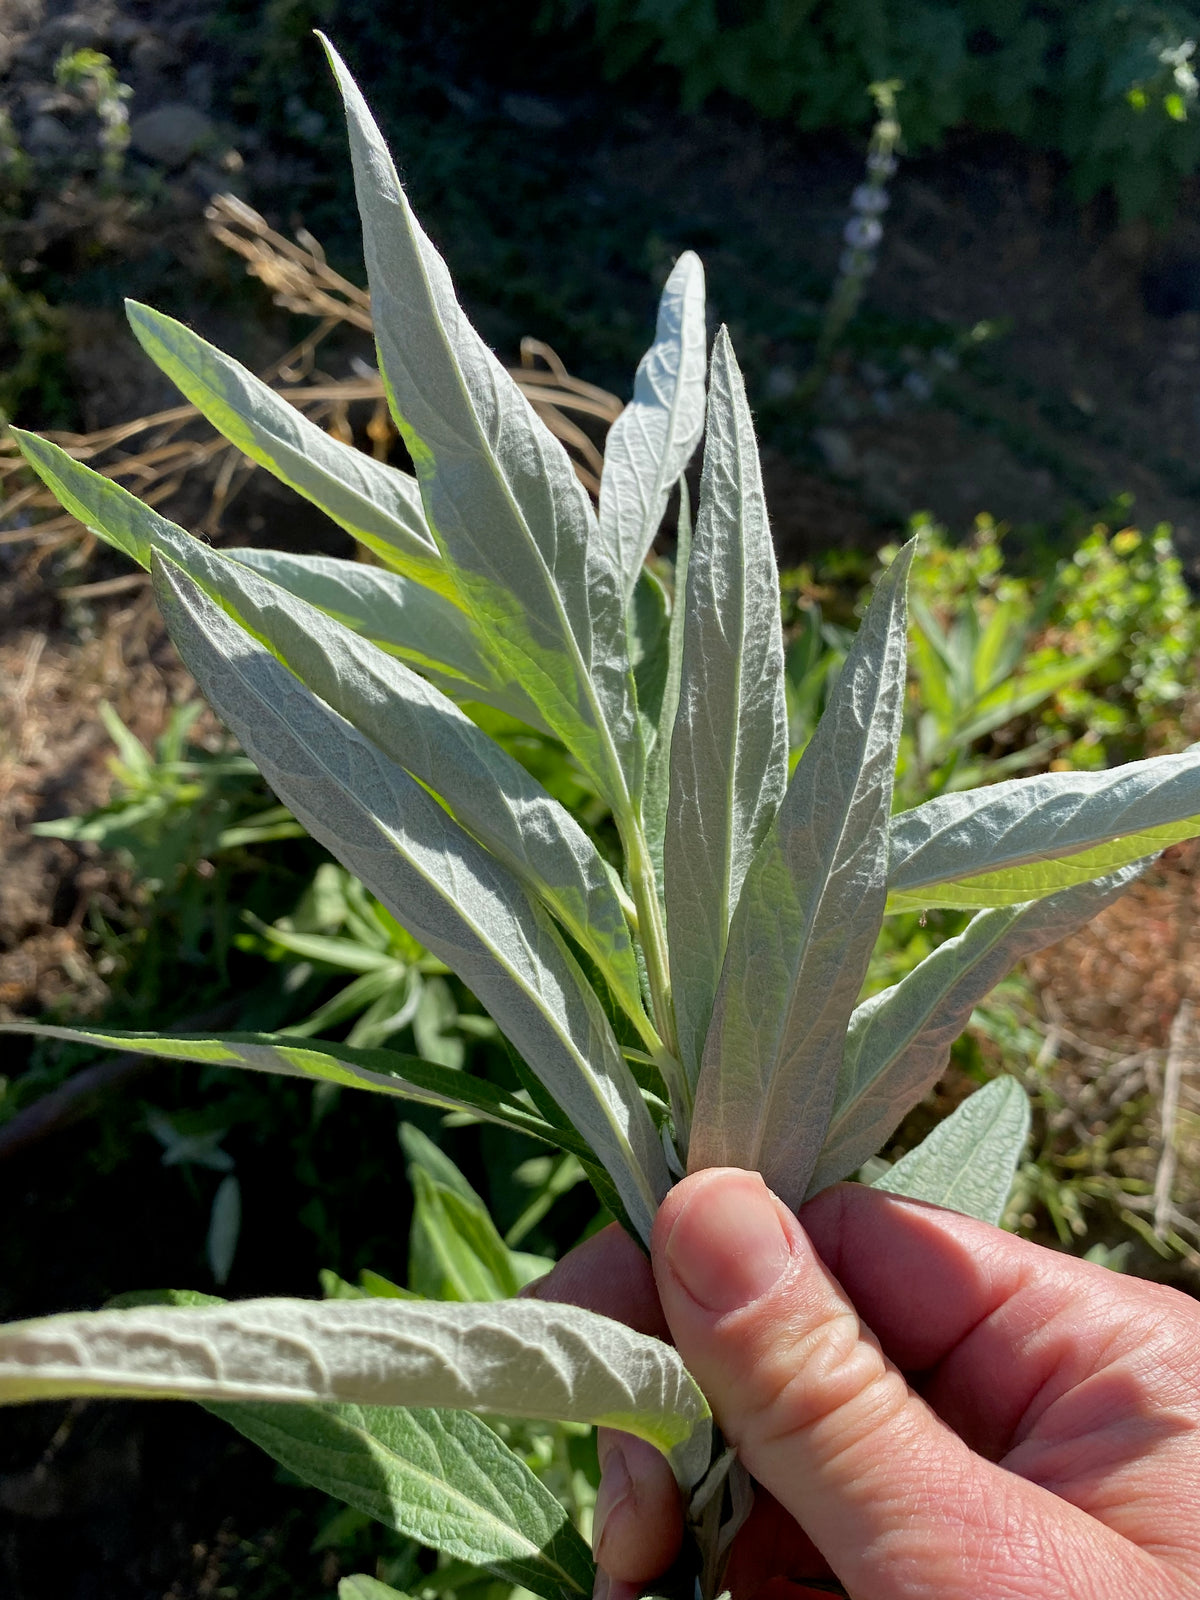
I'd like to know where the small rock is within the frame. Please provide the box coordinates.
[812,426,858,477]
[109,18,147,49]
[501,93,566,130]
[129,103,213,167]
[26,113,74,153]
[42,13,106,51]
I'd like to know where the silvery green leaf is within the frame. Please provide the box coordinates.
[628,566,672,759]
[0,1023,589,1155]
[11,427,153,569]
[322,38,641,811]
[887,748,1200,912]
[641,485,691,889]
[14,424,539,731]
[213,547,522,711]
[871,1075,1031,1224]
[0,1296,712,1486]
[153,556,668,1240]
[216,1402,593,1598]
[175,538,647,1034]
[665,328,788,1086]
[806,861,1146,1196]
[597,251,707,598]
[124,301,450,589]
[689,543,914,1205]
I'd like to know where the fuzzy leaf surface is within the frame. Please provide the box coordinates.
[689,545,913,1206]
[0,1296,712,1486]
[0,1023,587,1155]
[172,538,646,1031]
[806,862,1146,1196]
[665,328,788,1086]
[872,1076,1030,1224]
[210,1400,594,1598]
[887,750,1200,911]
[597,251,707,598]
[125,302,449,588]
[641,485,691,889]
[323,38,640,809]
[153,556,669,1239]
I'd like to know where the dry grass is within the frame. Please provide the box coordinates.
[0,192,624,569]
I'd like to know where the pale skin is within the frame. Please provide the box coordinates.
[530,1168,1200,1600]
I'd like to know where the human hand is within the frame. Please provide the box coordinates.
[531,1168,1200,1600]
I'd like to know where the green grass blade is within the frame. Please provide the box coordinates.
[807,861,1146,1196]
[887,747,1200,912]
[664,328,788,1088]
[597,251,707,599]
[0,1296,712,1487]
[153,555,668,1240]
[871,1076,1030,1225]
[321,37,641,812]
[690,542,913,1206]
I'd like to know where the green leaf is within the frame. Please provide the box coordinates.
[871,1076,1031,1224]
[887,747,1200,912]
[805,861,1146,1197]
[597,250,707,599]
[689,543,913,1206]
[401,1125,520,1301]
[322,37,641,812]
[124,301,451,591]
[171,536,648,1037]
[664,328,788,1086]
[216,1401,593,1599]
[0,1022,587,1154]
[953,651,1114,748]
[153,555,668,1241]
[0,1296,712,1486]
[226,547,517,711]
[340,1578,411,1600]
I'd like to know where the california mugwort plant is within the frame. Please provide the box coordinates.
[4,36,1200,1600]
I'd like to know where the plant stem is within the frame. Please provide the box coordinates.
[622,817,690,1133]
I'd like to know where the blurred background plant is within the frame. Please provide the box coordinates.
[562,0,1200,219]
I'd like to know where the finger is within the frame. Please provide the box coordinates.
[526,1225,682,1585]
[592,1427,683,1584]
[800,1184,1200,1466]
[653,1169,1176,1600]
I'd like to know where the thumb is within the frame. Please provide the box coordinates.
[650,1169,1149,1600]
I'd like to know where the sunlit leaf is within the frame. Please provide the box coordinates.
[0,1295,712,1486]
[689,543,913,1206]
[806,861,1146,1196]
[597,250,707,598]
[871,1076,1031,1224]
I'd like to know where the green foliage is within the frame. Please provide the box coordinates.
[565,0,1200,218]
[53,47,132,181]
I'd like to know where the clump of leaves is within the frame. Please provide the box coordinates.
[5,36,1200,1599]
